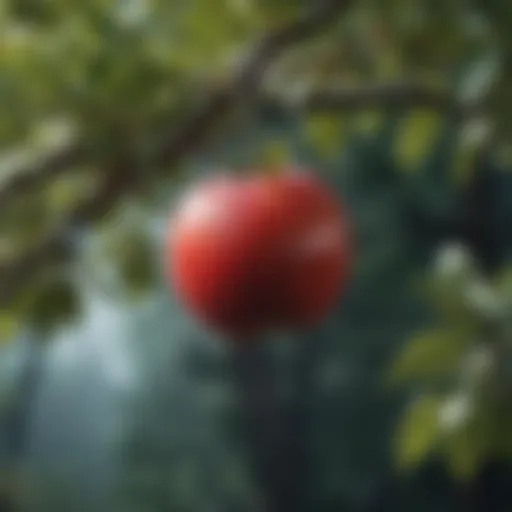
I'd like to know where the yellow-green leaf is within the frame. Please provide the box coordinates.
[444,428,482,481]
[302,113,344,158]
[353,109,383,136]
[442,407,493,482]
[394,394,441,470]
[394,109,443,171]
[0,312,21,343]
[256,139,291,168]
[113,231,157,299]
[45,170,98,214]
[389,329,470,385]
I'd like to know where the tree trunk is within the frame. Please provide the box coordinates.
[231,335,318,512]
[0,337,45,512]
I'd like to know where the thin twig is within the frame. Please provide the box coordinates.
[262,82,486,116]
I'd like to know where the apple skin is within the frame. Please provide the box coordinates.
[165,170,352,340]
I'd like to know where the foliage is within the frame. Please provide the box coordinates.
[391,244,512,481]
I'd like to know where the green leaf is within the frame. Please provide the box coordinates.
[45,169,99,215]
[444,427,483,481]
[26,276,81,333]
[302,113,345,158]
[107,230,157,299]
[353,109,383,136]
[394,394,441,470]
[394,109,443,172]
[441,404,494,482]
[423,246,485,325]
[0,312,21,343]
[256,139,292,168]
[179,0,250,68]
[437,390,503,482]
[452,118,493,185]
[0,288,34,341]
[426,283,478,327]
[389,328,470,386]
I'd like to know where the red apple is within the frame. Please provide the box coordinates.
[165,169,352,339]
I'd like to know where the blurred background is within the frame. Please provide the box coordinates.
[0,0,512,510]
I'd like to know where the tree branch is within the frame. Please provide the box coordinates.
[0,0,351,308]
[0,0,348,213]
[263,82,487,116]
[0,81,485,216]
